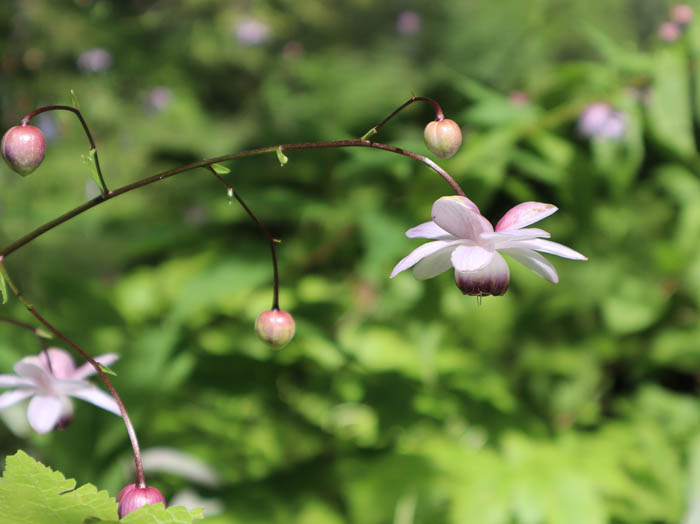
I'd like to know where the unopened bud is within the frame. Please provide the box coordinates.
[1,125,46,176]
[117,485,166,518]
[423,118,462,159]
[255,309,295,348]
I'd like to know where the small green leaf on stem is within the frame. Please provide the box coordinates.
[98,363,117,376]
[70,90,80,110]
[211,163,230,175]
[361,127,378,140]
[0,272,7,304]
[81,149,107,196]
[35,327,53,339]
[276,147,288,166]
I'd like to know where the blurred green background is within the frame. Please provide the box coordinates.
[1,0,700,522]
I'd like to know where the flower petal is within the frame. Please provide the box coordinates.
[27,394,63,434]
[390,240,460,278]
[71,387,121,416]
[432,196,493,239]
[501,248,559,283]
[39,349,76,379]
[14,360,54,391]
[0,375,35,388]
[481,227,551,242]
[405,221,455,240]
[53,378,98,394]
[72,353,120,380]
[495,202,558,231]
[412,244,458,279]
[454,252,510,296]
[450,245,495,272]
[0,389,35,410]
[513,238,588,260]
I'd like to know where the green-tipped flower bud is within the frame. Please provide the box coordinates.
[117,484,166,517]
[423,118,462,159]
[255,309,295,348]
[1,125,46,176]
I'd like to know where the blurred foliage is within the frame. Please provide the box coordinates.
[1,0,700,523]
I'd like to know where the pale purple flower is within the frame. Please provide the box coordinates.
[235,18,270,46]
[671,4,694,25]
[0,348,120,433]
[77,48,113,73]
[390,196,587,296]
[396,10,421,36]
[578,103,627,140]
[145,86,173,112]
[658,21,682,42]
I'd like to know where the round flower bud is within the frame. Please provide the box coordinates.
[116,483,137,503]
[118,485,166,518]
[1,124,46,176]
[255,309,295,348]
[423,118,462,159]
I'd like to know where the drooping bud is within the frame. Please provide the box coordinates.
[117,485,166,518]
[454,252,510,297]
[423,118,462,159]
[1,124,46,176]
[255,309,295,348]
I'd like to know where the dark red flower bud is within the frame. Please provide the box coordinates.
[423,118,462,159]
[117,485,166,518]
[1,125,46,175]
[255,309,295,348]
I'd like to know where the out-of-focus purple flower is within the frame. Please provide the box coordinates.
[658,21,682,41]
[508,90,530,106]
[77,48,113,73]
[391,197,587,296]
[234,18,270,46]
[145,86,173,112]
[578,103,627,140]
[671,4,694,25]
[0,348,120,434]
[36,113,58,142]
[396,10,421,36]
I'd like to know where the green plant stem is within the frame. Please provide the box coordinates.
[206,168,282,310]
[361,96,444,140]
[21,105,109,195]
[0,259,147,489]
[0,138,464,258]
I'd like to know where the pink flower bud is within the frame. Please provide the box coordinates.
[1,125,46,175]
[671,4,694,25]
[658,21,682,42]
[117,483,137,503]
[118,485,166,518]
[255,309,295,348]
[423,118,462,159]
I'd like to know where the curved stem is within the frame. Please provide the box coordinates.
[0,260,146,488]
[361,96,444,140]
[0,317,50,356]
[21,105,109,195]
[0,138,464,258]
[206,168,281,310]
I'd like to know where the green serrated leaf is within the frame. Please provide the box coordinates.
[210,163,230,175]
[98,363,117,376]
[276,148,288,166]
[70,89,80,109]
[0,271,7,304]
[0,451,203,524]
[0,450,118,523]
[121,503,204,523]
[81,149,107,195]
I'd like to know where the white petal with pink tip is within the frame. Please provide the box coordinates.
[495,202,558,231]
